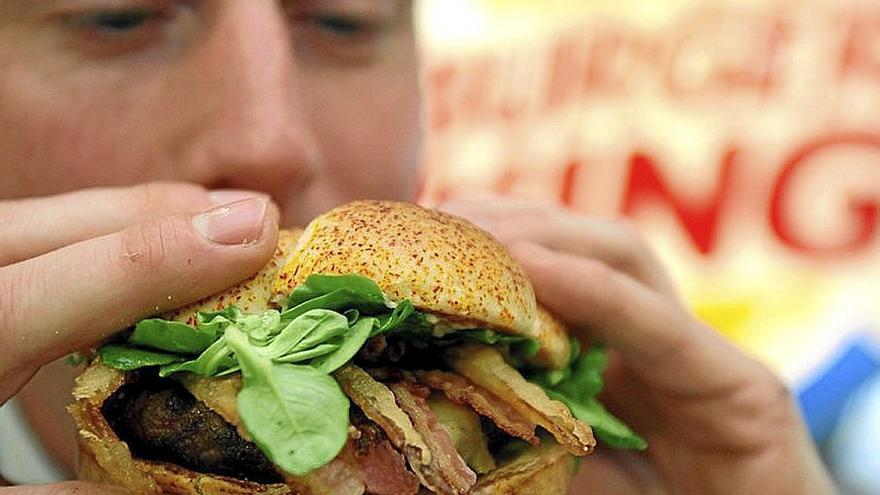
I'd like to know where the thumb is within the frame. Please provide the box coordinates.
[0,198,278,401]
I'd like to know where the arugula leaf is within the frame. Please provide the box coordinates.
[384,310,434,347]
[374,300,416,336]
[158,338,237,377]
[389,314,540,358]
[129,319,218,354]
[260,310,349,360]
[99,344,184,370]
[343,309,360,325]
[283,274,390,322]
[287,274,387,310]
[310,317,375,373]
[225,327,349,476]
[556,344,606,398]
[545,389,647,450]
[272,343,340,363]
[238,310,283,343]
[534,345,647,450]
[198,306,244,323]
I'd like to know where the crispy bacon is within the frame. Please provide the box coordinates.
[343,412,421,495]
[335,365,431,460]
[414,370,539,446]
[446,345,596,457]
[285,456,366,495]
[388,382,478,495]
[336,365,452,493]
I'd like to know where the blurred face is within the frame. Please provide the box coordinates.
[0,0,422,226]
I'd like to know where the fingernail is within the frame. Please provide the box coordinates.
[193,198,267,245]
[208,190,264,205]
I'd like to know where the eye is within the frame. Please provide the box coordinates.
[77,9,163,34]
[293,11,384,45]
[289,3,397,65]
[58,3,177,57]
[312,14,374,38]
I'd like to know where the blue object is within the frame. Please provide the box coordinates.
[826,372,880,495]
[796,333,880,444]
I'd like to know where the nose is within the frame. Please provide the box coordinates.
[176,1,319,196]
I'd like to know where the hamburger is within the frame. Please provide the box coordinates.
[69,200,644,495]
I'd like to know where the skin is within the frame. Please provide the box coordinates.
[442,200,839,495]
[0,1,835,494]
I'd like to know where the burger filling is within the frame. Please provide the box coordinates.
[101,373,283,484]
[97,274,644,494]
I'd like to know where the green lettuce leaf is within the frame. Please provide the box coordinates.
[389,313,539,358]
[272,343,339,364]
[310,317,375,373]
[99,344,184,370]
[158,338,237,377]
[195,307,243,336]
[129,318,219,354]
[374,299,416,336]
[534,345,647,450]
[225,326,349,476]
[258,309,349,360]
[238,310,283,343]
[545,390,647,450]
[284,274,389,317]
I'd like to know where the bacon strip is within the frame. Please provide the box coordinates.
[388,382,477,495]
[415,369,539,445]
[342,412,420,495]
[336,365,455,494]
[446,345,596,457]
[285,456,366,495]
[335,365,432,464]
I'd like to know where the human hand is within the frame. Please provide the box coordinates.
[441,198,837,495]
[0,182,279,405]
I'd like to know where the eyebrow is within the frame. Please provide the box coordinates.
[0,1,53,18]
[2,0,95,18]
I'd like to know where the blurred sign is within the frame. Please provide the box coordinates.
[417,0,880,384]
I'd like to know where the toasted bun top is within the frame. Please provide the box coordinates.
[164,229,303,326]
[163,201,570,369]
[275,200,538,337]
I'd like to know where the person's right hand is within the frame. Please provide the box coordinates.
[0,182,279,405]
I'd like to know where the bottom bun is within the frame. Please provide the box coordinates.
[70,363,576,495]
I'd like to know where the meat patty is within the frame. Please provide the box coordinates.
[101,376,282,484]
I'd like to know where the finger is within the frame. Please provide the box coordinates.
[440,197,553,223]
[0,197,279,401]
[440,199,679,300]
[568,451,664,495]
[0,182,265,266]
[509,241,755,395]
[0,482,128,494]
